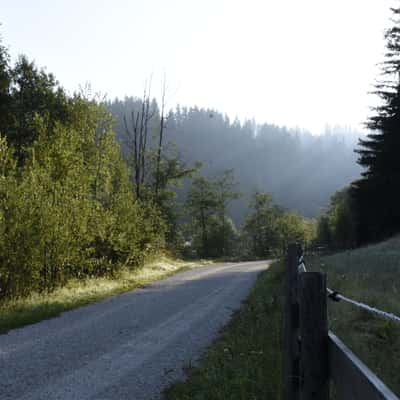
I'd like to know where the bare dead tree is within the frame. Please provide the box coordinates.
[123,79,154,199]
[154,72,167,199]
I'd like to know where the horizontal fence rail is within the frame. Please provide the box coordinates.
[326,288,400,324]
[284,243,400,400]
[329,332,398,400]
[298,251,400,324]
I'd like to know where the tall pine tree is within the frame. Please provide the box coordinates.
[353,4,400,243]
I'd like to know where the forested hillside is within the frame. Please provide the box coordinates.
[0,34,320,300]
[0,25,367,301]
[109,99,362,221]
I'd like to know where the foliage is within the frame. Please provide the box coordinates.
[316,187,356,249]
[202,215,239,258]
[316,215,331,246]
[278,211,315,250]
[0,37,12,139]
[0,50,70,163]
[185,171,240,258]
[352,5,400,244]
[0,30,341,301]
[214,169,241,256]
[113,95,198,248]
[149,144,200,246]
[109,99,362,221]
[186,175,220,257]
[0,64,166,299]
[243,192,281,256]
[243,192,316,257]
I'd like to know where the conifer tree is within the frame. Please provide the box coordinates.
[353,4,400,242]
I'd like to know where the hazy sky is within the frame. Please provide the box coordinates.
[0,0,395,133]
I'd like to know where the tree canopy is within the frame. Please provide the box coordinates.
[352,5,400,243]
[109,99,362,223]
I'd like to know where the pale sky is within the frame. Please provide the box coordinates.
[0,0,395,133]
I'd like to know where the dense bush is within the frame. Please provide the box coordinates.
[0,98,165,299]
[316,187,356,250]
[242,192,316,257]
[0,39,169,299]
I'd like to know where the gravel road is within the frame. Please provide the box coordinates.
[0,260,270,400]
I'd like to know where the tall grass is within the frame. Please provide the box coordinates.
[307,236,400,395]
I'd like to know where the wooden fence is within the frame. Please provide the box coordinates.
[283,243,399,400]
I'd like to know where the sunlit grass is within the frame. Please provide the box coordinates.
[165,261,284,400]
[307,237,400,395]
[0,255,213,334]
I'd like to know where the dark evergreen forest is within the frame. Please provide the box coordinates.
[108,98,362,223]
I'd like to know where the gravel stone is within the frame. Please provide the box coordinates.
[0,260,270,400]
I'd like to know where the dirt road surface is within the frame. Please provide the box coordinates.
[0,260,270,400]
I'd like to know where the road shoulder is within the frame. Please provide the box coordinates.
[164,260,283,400]
[0,256,213,334]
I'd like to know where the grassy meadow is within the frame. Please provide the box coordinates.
[0,255,213,334]
[307,236,400,395]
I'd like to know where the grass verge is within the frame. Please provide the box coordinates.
[0,255,213,334]
[164,260,284,400]
[307,237,400,395]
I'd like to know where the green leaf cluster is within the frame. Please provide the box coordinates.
[185,171,240,258]
[243,192,316,257]
[0,96,165,299]
[316,187,356,249]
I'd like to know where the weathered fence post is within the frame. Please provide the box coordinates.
[284,243,301,400]
[299,272,329,400]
